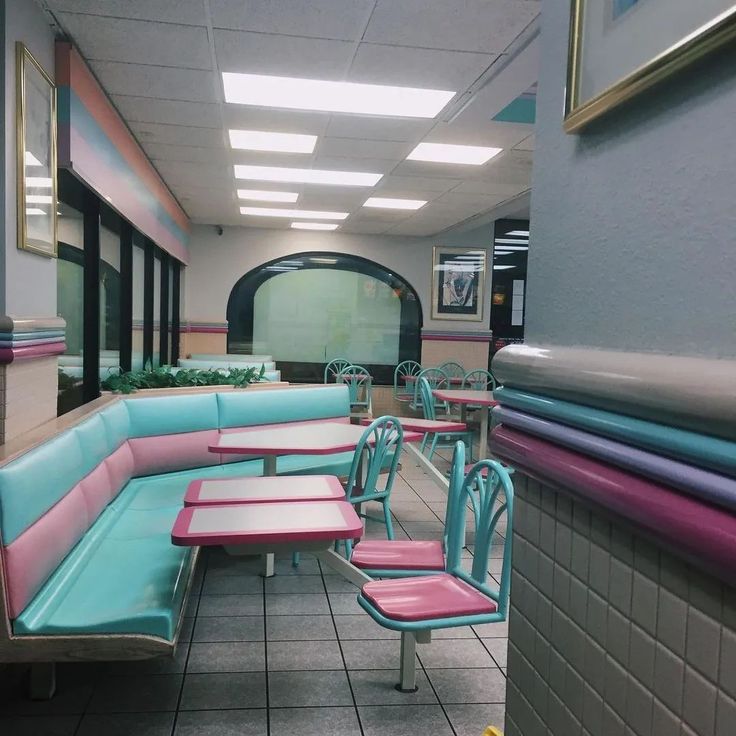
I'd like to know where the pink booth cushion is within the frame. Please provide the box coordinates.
[128,430,221,477]
[351,540,445,571]
[361,574,497,622]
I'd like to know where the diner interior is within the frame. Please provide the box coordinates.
[1,1,735,735]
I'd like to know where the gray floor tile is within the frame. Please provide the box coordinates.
[432,626,476,639]
[201,575,263,595]
[205,554,262,577]
[333,615,400,640]
[269,706,361,736]
[445,703,506,736]
[349,670,438,705]
[342,639,413,671]
[482,638,508,668]
[179,617,195,643]
[266,615,336,641]
[391,504,440,522]
[0,715,80,735]
[359,704,454,736]
[267,640,344,671]
[274,557,321,575]
[179,673,266,710]
[323,576,360,593]
[427,668,506,704]
[174,708,267,736]
[187,642,266,673]
[267,593,330,615]
[107,644,189,676]
[0,669,94,716]
[76,711,175,736]
[193,616,264,642]
[268,670,353,707]
[87,675,182,713]
[472,620,508,638]
[264,575,326,594]
[328,592,363,614]
[418,639,495,669]
[198,595,264,617]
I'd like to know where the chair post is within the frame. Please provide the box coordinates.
[29,663,56,700]
[395,631,419,693]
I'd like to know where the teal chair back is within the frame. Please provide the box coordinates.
[324,358,351,384]
[418,376,438,420]
[393,360,422,402]
[345,415,403,503]
[446,458,514,619]
[338,364,372,410]
[411,367,448,412]
[462,369,496,391]
[441,441,467,549]
[439,361,465,380]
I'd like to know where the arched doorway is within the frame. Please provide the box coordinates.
[227,252,422,383]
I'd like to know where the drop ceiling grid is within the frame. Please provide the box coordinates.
[43,0,539,234]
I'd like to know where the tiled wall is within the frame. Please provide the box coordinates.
[505,472,736,736]
[0,357,58,442]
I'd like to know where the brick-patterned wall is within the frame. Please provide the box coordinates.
[505,473,736,736]
[0,357,58,443]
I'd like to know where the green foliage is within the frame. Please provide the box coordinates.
[101,363,266,394]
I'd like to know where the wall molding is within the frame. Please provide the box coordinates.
[0,317,66,364]
[180,321,228,334]
[421,329,493,342]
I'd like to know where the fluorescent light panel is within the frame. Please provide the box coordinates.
[507,230,529,236]
[27,195,53,204]
[26,177,52,188]
[234,164,381,187]
[222,72,454,118]
[494,245,528,251]
[240,206,348,220]
[311,257,338,264]
[495,238,529,245]
[363,197,426,210]
[494,265,516,270]
[24,151,42,167]
[26,207,46,215]
[229,129,316,154]
[237,189,298,203]
[291,222,339,231]
[407,142,502,165]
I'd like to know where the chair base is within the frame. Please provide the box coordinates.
[394,683,419,693]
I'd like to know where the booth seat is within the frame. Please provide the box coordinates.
[0,385,351,656]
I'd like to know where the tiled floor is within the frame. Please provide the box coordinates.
[0,453,508,736]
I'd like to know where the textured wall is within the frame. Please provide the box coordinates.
[506,475,736,736]
[525,0,736,357]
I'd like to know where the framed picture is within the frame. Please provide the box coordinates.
[564,1,736,132]
[16,42,57,257]
[431,246,486,322]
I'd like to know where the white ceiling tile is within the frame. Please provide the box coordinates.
[390,159,481,180]
[222,106,331,137]
[297,190,366,209]
[324,115,433,144]
[450,179,526,197]
[46,0,207,25]
[339,221,396,235]
[308,156,396,175]
[432,119,532,149]
[112,96,222,128]
[349,43,495,91]
[214,29,354,77]
[130,122,226,148]
[317,137,411,161]
[210,0,373,40]
[91,61,218,102]
[153,160,234,188]
[385,219,457,237]
[431,191,509,211]
[364,0,540,54]
[377,175,462,193]
[514,133,536,151]
[57,13,212,69]
[143,143,235,165]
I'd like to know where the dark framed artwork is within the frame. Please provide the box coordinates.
[431,246,486,322]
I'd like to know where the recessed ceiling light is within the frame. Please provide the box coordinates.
[494,245,528,251]
[407,142,502,165]
[24,151,43,167]
[291,222,339,231]
[26,177,52,188]
[26,207,46,215]
[237,189,299,203]
[26,194,53,204]
[507,230,529,236]
[266,265,298,271]
[495,238,529,245]
[229,129,316,154]
[310,257,338,264]
[222,72,455,119]
[240,206,348,220]
[234,164,381,187]
[494,265,516,270]
[363,197,426,211]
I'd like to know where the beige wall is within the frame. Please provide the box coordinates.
[421,339,490,372]
[180,332,227,357]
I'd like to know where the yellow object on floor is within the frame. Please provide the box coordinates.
[482,728,503,736]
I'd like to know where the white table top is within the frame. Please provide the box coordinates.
[211,419,422,455]
[185,475,345,506]
[432,389,497,406]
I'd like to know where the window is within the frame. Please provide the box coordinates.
[131,235,146,370]
[227,252,421,383]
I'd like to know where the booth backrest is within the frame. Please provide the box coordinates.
[0,385,349,618]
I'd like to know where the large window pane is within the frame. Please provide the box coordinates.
[132,237,145,370]
[153,255,161,367]
[99,223,121,381]
[167,263,174,365]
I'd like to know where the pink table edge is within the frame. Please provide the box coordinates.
[184,475,345,506]
[172,500,363,547]
[432,389,498,406]
[360,417,467,433]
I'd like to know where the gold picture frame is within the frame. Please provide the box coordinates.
[431,246,486,322]
[17,42,57,257]
[565,1,736,133]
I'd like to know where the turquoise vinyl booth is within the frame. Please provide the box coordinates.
[0,384,353,694]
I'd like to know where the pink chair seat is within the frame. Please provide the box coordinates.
[351,540,445,571]
[361,573,497,622]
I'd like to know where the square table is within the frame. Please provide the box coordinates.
[172,500,372,586]
[432,389,498,460]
